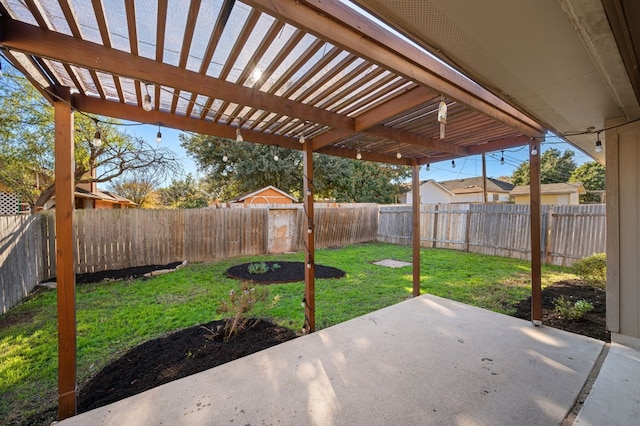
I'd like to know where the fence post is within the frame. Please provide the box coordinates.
[432,204,439,248]
[465,208,472,252]
[545,205,554,264]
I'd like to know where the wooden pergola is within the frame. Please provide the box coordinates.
[0,0,546,420]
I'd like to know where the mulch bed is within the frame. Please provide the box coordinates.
[512,280,609,342]
[226,261,345,283]
[48,261,184,285]
[77,319,298,413]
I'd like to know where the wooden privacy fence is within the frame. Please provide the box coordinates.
[378,203,606,266]
[0,204,378,313]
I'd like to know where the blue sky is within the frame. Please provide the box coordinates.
[131,124,595,186]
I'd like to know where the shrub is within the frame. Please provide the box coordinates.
[217,282,268,340]
[553,296,594,320]
[573,253,606,288]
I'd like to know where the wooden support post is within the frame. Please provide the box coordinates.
[303,141,315,332]
[412,161,421,297]
[54,89,77,419]
[529,139,543,324]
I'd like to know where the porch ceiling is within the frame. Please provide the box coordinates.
[354,0,640,164]
[0,0,545,166]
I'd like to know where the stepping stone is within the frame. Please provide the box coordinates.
[373,259,412,268]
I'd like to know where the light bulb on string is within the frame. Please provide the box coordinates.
[500,150,505,165]
[396,151,402,159]
[531,146,538,156]
[236,128,243,142]
[426,163,430,171]
[273,152,279,161]
[156,124,162,144]
[93,129,102,147]
[299,134,305,144]
[356,149,362,160]
[451,160,456,168]
[222,153,228,162]
[142,84,153,112]
[595,132,603,153]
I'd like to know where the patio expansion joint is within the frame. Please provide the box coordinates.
[561,342,611,425]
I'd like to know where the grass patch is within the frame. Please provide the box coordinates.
[0,242,576,423]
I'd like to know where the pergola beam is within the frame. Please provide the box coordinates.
[246,0,544,138]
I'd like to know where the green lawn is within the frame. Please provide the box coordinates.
[0,242,576,423]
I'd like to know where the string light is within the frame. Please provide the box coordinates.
[156,124,162,144]
[306,263,312,269]
[273,153,279,161]
[222,153,228,162]
[93,129,102,147]
[306,189,312,197]
[531,146,538,156]
[142,84,153,112]
[451,159,456,168]
[426,163,430,171]
[356,148,362,160]
[307,226,313,234]
[500,150,505,165]
[396,151,402,159]
[92,118,102,147]
[299,134,305,144]
[236,127,243,142]
[438,95,447,139]
[595,131,603,153]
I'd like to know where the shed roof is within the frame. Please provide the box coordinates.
[0,0,545,166]
[232,185,297,203]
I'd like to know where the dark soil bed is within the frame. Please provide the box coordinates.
[226,261,345,283]
[78,319,297,413]
[512,280,609,342]
[49,261,184,285]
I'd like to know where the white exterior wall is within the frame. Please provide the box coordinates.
[419,183,453,204]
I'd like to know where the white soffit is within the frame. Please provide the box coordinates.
[353,0,640,163]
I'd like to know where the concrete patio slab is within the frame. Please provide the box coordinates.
[574,343,640,425]
[60,295,605,425]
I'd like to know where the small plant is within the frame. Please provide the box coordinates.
[247,262,281,274]
[573,253,606,288]
[248,262,270,274]
[553,296,594,320]
[217,282,268,340]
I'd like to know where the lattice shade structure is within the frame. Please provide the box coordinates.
[0,0,545,164]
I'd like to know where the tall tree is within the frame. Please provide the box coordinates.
[569,161,605,202]
[158,174,210,208]
[0,71,182,211]
[511,148,577,186]
[180,134,410,203]
[108,168,166,208]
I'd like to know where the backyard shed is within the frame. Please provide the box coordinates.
[231,185,297,205]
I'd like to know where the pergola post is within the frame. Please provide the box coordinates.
[412,161,421,297]
[54,88,77,419]
[529,138,543,324]
[303,141,315,332]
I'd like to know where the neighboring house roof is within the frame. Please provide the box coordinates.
[231,185,297,203]
[509,182,587,196]
[75,187,136,205]
[438,177,515,195]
